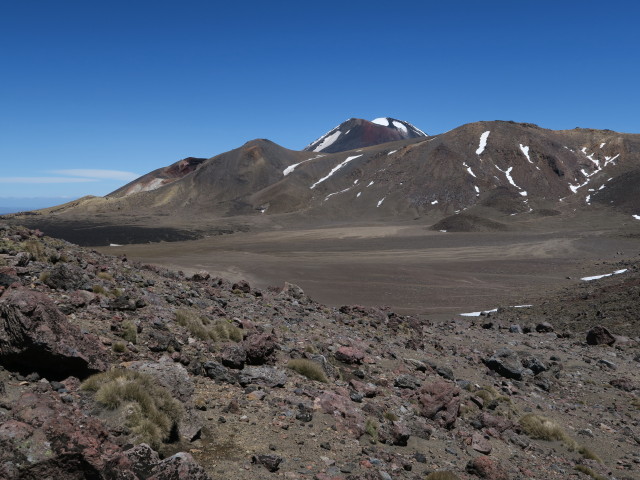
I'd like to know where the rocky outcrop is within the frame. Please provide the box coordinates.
[0,288,107,379]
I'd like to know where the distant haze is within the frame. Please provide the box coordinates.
[0,197,77,214]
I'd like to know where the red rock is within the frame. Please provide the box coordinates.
[335,346,365,364]
[416,380,460,428]
[466,455,509,479]
[244,333,278,365]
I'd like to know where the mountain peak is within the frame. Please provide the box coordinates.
[304,117,427,154]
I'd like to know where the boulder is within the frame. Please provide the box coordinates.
[415,380,460,429]
[148,452,212,480]
[466,455,509,479]
[243,333,278,365]
[103,443,160,479]
[0,288,107,379]
[220,343,246,370]
[231,280,251,293]
[43,263,89,291]
[586,326,615,346]
[127,357,194,402]
[239,366,287,388]
[484,348,525,380]
[335,346,365,364]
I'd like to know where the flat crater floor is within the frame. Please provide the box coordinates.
[99,219,640,318]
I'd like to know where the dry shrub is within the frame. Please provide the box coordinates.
[112,342,126,353]
[97,271,113,281]
[365,418,378,443]
[121,320,137,344]
[81,369,183,449]
[287,358,328,383]
[23,239,46,261]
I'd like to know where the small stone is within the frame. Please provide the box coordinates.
[252,454,283,472]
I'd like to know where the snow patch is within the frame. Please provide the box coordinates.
[476,131,490,155]
[109,243,123,247]
[356,192,361,198]
[439,230,447,233]
[387,150,397,156]
[463,162,476,178]
[581,269,628,281]
[313,130,341,152]
[325,187,352,202]
[283,155,323,176]
[377,197,385,208]
[495,165,522,191]
[460,308,498,317]
[353,179,359,184]
[519,144,532,163]
[600,142,606,148]
[367,181,374,187]
[392,120,407,133]
[310,155,363,189]
[633,215,640,220]
[372,117,389,126]
[474,185,480,193]
[431,200,438,205]
[519,191,527,197]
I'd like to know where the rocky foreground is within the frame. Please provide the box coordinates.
[0,224,639,480]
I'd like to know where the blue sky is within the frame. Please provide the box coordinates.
[1,0,639,208]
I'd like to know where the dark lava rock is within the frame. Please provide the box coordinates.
[103,443,160,479]
[484,348,525,380]
[535,321,554,333]
[0,288,107,380]
[252,454,283,472]
[239,366,287,388]
[0,267,20,289]
[232,280,251,294]
[43,263,89,291]
[586,325,616,346]
[220,343,246,370]
[244,333,278,365]
[203,361,237,384]
[521,355,547,375]
[394,374,421,390]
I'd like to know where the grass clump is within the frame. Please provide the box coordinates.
[383,411,399,422]
[92,284,107,295]
[574,465,607,480]
[426,472,461,480]
[97,271,113,281]
[175,309,242,342]
[112,342,126,353]
[81,369,183,449]
[287,359,328,383]
[365,418,378,443]
[121,320,137,344]
[23,239,46,261]
[519,414,602,462]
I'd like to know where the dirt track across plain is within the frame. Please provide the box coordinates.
[100,222,640,318]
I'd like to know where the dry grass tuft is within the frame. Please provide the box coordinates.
[121,320,137,344]
[574,465,607,480]
[175,309,242,342]
[519,414,602,462]
[81,369,182,449]
[287,358,328,383]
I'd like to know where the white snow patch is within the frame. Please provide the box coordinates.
[283,155,323,176]
[353,179,359,184]
[312,130,342,152]
[512,304,533,308]
[392,120,407,133]
[581,269,628,281]
[431,200,438,205]
[598,184,605,190]
[387,150,397,156]
[460,308,498,317]
[633,214,640,220]
[519,191,528,197]
[580,169,590,177]
[109,243,123,247]
[310,155,363,189]
[604,153,619,166]
[372,117,389,126]
[495,165,522,190]
[367,181,374,187]
[324,188,352,202]
[600,142,606,148]
[463,162,476,178]
[476,131,490,155]
[439,230,447,233]
[377,197,385,208]
[356,192,361,198]
[519,144,532,163]
[585,195,591,204]
[474,185,480,193]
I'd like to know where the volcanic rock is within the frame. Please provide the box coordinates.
[586,325,616,345]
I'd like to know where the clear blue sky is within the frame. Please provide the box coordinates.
[1,0,639,208]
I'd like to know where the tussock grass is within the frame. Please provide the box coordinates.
[365,418,378,443]
[23,239,46,261]
[92,284,107,295]
[81,369,183,449]
[97,271,113,281]
[112,342,126,353]
[121,320,137,344]
[175,309,242,342]
[426,472,461,480]
[519,414,602,462]
[287,359,328,383]
[574,465,607,480]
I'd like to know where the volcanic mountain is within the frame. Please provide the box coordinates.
[304,117,427,153]
[4,118,640,244]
